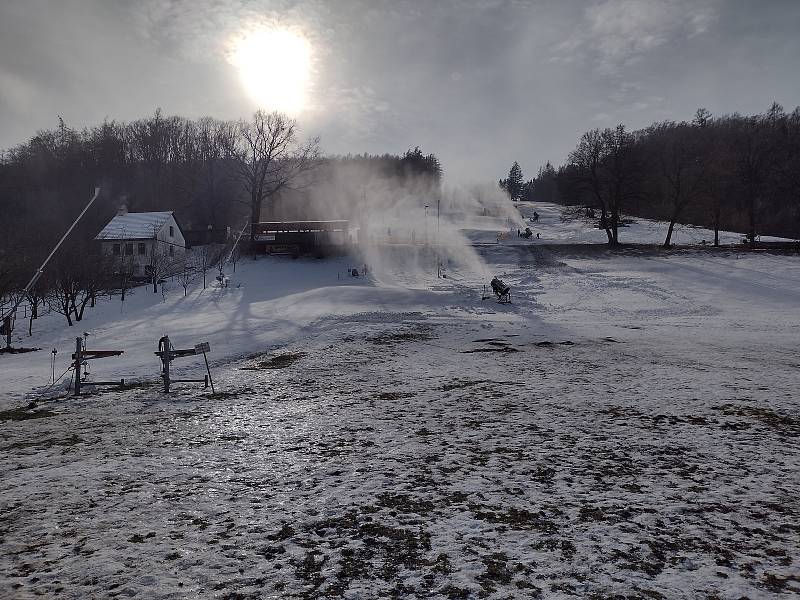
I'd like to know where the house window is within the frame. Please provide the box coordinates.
[133,264,140,275]
[138,243,146,255]
[169,246,174,256]
[125,243,133,255]
[112,244,121,256]
[169,225,174,237]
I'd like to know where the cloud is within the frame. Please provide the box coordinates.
[553,0,719,69]
[0,68,37,114]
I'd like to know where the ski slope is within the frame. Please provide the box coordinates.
[2,204,799,599]
[464,201,794,246]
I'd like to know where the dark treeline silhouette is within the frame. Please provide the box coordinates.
[0,110,441,334]
[506,103,800,246]
[268,147,443,221]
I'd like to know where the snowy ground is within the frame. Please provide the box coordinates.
[463,201,794,246]
[2,204,799,599]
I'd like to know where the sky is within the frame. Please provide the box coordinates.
[1,0,799,184]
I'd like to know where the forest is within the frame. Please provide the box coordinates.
[502,104,800,246]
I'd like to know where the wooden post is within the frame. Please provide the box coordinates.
[74,337,82,396]
[162,336,171,393]
[202,351,215,394]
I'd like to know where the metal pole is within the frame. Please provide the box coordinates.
[222,219,250,272]
[203,351,215,394]
[74,337,82,396]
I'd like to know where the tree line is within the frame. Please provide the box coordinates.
[501,103,800,246]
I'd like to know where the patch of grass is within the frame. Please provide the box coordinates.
[714,404,799,436]
[612,546,665,577]
[2,433,83,451]
[469,504,558,533]
[530,466,556,484]
[561,540,576,560]
[267,522,295,541]
[462,347,519,354]
[0,407,55,422]
[376,493,435,515]
[325,547,374,596]
[440,584,471,599]
[440,379,488,391]
[243,352,307,370]
[478,552,513,591]
[761,573,800,593]
[300,508,433,587]
[578,504,637,524]
[119,380,159,391]
[376,391,414,401]
[368,329,434,345]
[210,389,252,399]
[0,346,41,354]
[294,550,327,591]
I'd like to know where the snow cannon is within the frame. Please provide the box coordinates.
[490,277,511,304]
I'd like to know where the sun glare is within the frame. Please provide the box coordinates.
[230,27,312,114]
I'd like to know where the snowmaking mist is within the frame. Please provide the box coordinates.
[273,159,526,289]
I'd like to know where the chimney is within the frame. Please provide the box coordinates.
[117,197,128,217]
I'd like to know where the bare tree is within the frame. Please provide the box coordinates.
[46,252,109,325]
[115,252,137,304]
[195,244,223,289]
[229,241,242,273]
[148,250,173,294]
[47,261,81,327]
[223,111,320,251]
[176,256,197,296]
[569,127,637,246]
[24,280,47,336]
[569,129,614,243]
[73,254,109,321]
[599,125,640,246]
[649,122,708,247]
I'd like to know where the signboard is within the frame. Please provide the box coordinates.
[194,342,211,354]
[255,234,276,242]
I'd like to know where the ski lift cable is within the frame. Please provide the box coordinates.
[2,187,101,323]
[220,219,250,271]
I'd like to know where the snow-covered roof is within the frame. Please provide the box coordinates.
[95,212,174,240]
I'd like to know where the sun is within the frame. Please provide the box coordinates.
[230,27,312,114]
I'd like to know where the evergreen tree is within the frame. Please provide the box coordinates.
[499,161,524,201]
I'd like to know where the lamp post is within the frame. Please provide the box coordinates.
[424,205,429,246]
[436,195,441,277]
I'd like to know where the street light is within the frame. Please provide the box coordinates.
[436,196,441,278]
[424,205,429,246]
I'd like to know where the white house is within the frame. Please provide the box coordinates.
[95,208,186,277]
